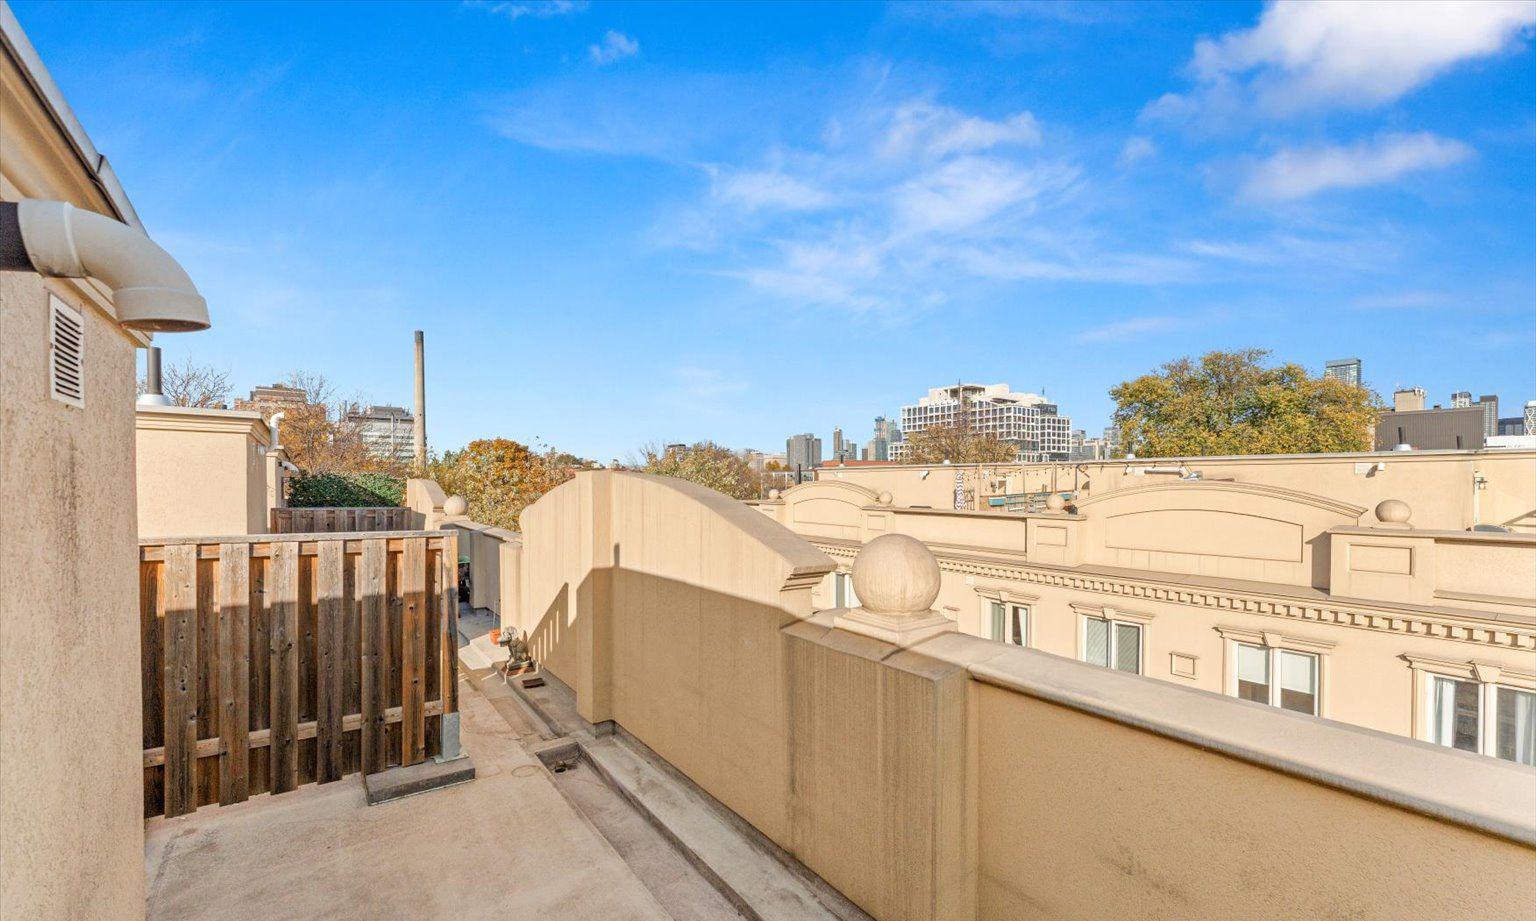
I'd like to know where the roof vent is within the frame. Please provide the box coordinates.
[48,294,84,408]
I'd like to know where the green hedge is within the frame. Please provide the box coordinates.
[286,471,405,508]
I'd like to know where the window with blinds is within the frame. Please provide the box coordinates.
[987,601,1029,646]
[1083,616,1140,674]
[49,295,84,408]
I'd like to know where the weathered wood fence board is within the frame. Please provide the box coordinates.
[271,507,409,534]
[139,530,458,818]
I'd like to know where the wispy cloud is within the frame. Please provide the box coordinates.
[589,30,639,65]
[1075,315,1182,343]
[1240,132,1473,200]
[1118,136,1155,168]
[1147,0,1536,123]
[466,0,588,22]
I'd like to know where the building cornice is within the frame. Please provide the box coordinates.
[809,538,1535,651]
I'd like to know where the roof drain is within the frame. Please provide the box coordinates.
[0,199,209,332]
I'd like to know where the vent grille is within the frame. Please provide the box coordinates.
[49,295,84,408]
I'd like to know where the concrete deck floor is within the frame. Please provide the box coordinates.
[144,674,691,921]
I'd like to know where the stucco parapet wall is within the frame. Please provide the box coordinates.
[134,404,271,443]
[950,635,1536,848]
[603,471,836,587]
[808,538,1536,646]
[1330,526,1536,545]
[1074,478,1368,519]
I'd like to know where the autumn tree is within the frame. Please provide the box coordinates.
[137,357,231,408]
[428,438,581,531]
[900,424,1019,464]
[238,371,389,475]
[1110,348,1381,458]
[635,441,761,500]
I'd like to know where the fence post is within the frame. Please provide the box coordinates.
[437,529,464,761]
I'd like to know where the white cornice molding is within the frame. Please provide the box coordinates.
[807,538,1535,650]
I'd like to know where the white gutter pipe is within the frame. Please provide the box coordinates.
[0,199,208,332]
[269,411,286,450]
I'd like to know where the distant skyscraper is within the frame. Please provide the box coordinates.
[1478,395,1499,438]
[1324,358,1362,387]
[1451,391,1473,408]
[786,433,822,481]
[344,404,416,463]
[1526,401,1536,436]
[832,427,844,457]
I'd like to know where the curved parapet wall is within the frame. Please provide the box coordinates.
[517,470,834,846]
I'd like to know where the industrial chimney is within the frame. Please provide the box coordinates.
[413,330,427,470]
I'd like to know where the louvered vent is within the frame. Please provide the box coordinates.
[49,295,85,408]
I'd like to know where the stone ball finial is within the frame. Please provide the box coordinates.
[1375,499,1411,526]
[877,491,893,506]
[851,533,941,615]
[444,495,468,517]
[1044,493,1066,511]
[768,488,782,500]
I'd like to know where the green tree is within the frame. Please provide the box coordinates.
[1110,349,1381,458]
[428,438,580,531]
[636,442,761,499]
[901,424,1019,464]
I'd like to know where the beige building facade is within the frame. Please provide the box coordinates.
[1,6,208,919]
[762,451,1536,764]
[135,404,287,536]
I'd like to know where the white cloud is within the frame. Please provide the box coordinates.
[709,168,832,212]
[1118,135,1155,167]
[1241,132,1473,200]
[1152,0,1536,119]
[893,156,1076,236]
[883,101,1041,159]
[468,0,588,22]
[1075,315,1182,343]
[589,30,639,65]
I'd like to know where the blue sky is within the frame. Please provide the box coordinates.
[15,0,1536,460]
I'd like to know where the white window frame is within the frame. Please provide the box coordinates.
[1216,626,1333,718]
[975,588,1037,648]
[833,570,859,609]
[1072,604,1152,675]
[1404,656,1536,764]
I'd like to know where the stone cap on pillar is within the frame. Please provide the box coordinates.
[833,533,956,647]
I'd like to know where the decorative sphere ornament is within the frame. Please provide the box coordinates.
[1044,493,1066,511]
[851,534,941,615]
[444,495,468,517]
[1375,499,1411,525]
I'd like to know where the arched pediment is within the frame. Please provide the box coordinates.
[779,480,882,540]
[1075,480,1366,586]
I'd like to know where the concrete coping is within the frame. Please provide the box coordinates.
[910,632,1536,847]
[139,529,445,545]
[1329,526,1536,544]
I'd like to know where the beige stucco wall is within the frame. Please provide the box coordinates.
[0,271,146,920]
[513,471,1536,920]
[974,681,1535,920]
[135,406,271,537]
[769,478,1536,747]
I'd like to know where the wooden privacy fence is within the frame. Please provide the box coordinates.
[271,506,410,533]
[139,530,459,818]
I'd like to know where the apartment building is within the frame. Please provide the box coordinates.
[764,449,1536,767]
[893,382,1073,463]
[346,403,414,463]
[1324,357,1362,387]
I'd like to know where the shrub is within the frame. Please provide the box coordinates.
[286,471,405,508]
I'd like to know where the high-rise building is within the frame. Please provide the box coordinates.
[830,426,857,462]
[1526,401,1536,436]
[1451,391,1473,408]
[242,383,310,407]
[786,433,821,480]
[1478,395,1499,438]
[1324,358,1362,387]
[1497,416,1526,436]
[891,383,1073,463]
[345,404,415,463]
[832,427,844,458]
